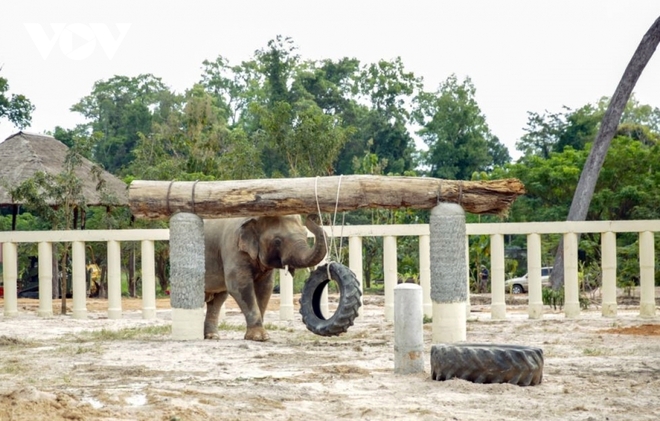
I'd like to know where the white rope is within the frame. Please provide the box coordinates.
[314,175,345,280]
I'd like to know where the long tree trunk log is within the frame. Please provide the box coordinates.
[129,176,525,220]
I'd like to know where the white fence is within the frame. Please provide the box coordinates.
[0,220,657,321]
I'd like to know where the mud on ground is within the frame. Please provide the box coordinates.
[0,295,659,421]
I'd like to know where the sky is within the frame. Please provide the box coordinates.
[1,0,659,161]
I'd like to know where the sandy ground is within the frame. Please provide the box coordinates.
[0,294,659,421]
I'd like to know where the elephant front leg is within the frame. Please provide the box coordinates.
[229,281,270,342]
[204,291,228,340]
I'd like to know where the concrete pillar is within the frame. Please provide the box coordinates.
[107,240,122,319]
[563,232,580,318]
[72,241,88,319]
[639,231,656,318]
[37,242,53,317]
[2,242,18,318]
[279,268,294,320]
[141,240,157,320]
[430,203,467,343]
[490,233,506,319]
[419,234,432,318]
[527,233,543,319]
[170,213,205,340]
[383,235,397,322]
[348,236,364,317]
[394,284,424,374]
[601,232,617,317]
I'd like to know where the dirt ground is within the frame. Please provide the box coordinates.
[0,294,659,421]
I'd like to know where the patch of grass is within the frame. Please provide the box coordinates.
[56,343,104,356]
[423,315,433,324]
[0,358,27,375]
[217,321,245,331]
[0,335,37,348]
[77,325,171,341]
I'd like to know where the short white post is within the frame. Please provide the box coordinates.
[419,234,432,318]
[490,233,506,319]
[383,235,398,322]
[348,236,364,317]
[394,284,424,374]
[527,233,543,319]
[639,231,656,318]
[170,213,205,340]
[37,241,53,317]
[431,203,467,343]
[601,232,617,317]
[141,240,157,320]
[563,232,580,318]
[72,241,88,319]
[107,240,123,319]
[279,268,294,320]
[2,242,18,318]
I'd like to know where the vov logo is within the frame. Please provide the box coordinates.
[24,23,131,60]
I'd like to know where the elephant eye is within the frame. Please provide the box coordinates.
[273,237,282,247]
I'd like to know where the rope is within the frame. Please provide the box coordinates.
[191,180,200,214]
[166,181,175,215]
[314,175,345,280]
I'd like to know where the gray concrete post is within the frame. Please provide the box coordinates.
[170,212,206,340]
[394,283,424,374]
[430,203,467,343]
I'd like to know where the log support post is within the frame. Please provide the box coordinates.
[601,231,617,317]
[490,233,506,319]
[107,240,123,319]
[2,242,18,318]
[527,233,544,319]
[170,213,205,340]
[72,241,87,319]
[384,236,397,322]
[639,230,656,318]
[431,203,467,343]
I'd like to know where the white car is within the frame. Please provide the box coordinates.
[505,267,553,294]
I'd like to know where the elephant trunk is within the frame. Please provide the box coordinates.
[284,215,327,268]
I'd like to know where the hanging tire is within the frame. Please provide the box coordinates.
[430,344,544,386]
[299,263,362,337]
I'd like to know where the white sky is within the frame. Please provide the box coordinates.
[1,0,659,161]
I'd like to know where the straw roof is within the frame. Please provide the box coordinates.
[0,131,128,206]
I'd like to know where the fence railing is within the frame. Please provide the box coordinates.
[0,220,657,321]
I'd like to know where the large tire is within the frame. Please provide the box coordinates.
[299,263,362,337]
[431,344,544,386]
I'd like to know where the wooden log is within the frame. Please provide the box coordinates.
[129,176,525,220]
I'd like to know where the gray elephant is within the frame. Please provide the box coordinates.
[204,214,327,341]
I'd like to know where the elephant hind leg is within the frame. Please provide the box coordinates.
[204,291,228,340]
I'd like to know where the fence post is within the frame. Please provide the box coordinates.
[431,203,467,343]
[394,284,424,374]
[564,232,580,318]
[72,241,87,319]
[383,235,397,322]
[639,230,656,318]
[419,234,432,318]
[349,236,364,317]
[490,233,506,319]
[527,233,543,319]
[169,213,205,339]
[37,241,53,317]
[141,240,157,320]
[107,240,122,319]
[279,268,294,320]
[601,232,617,317]
[2,242,18,318]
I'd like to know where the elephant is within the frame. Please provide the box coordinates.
[203,214,327,341]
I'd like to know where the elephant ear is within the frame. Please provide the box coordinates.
[238,218,259,261]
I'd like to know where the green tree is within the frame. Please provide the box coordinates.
[415,74,510,180]
[71,74,176,173]
[0,72,34,128]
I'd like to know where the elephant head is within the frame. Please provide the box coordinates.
[238,214,327,272]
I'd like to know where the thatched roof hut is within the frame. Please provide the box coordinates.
[0,131,128,207]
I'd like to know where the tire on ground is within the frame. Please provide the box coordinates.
[299,263,362,337]
[431,344,543,386]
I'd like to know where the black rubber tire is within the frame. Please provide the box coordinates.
[299,263,362,337]
[431,344,543,386]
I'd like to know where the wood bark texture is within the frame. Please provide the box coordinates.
[128,176,525,220]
